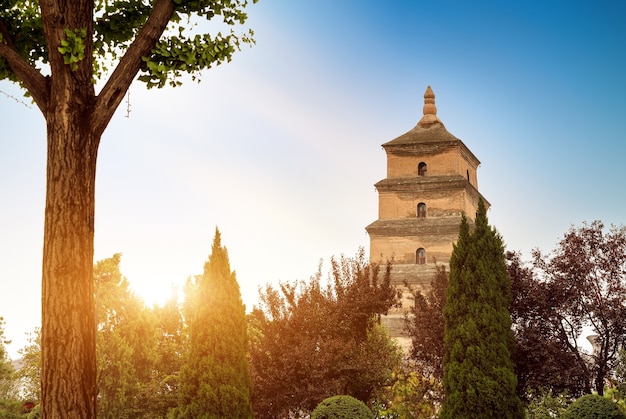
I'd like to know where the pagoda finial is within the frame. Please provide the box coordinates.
[418,86,441,126]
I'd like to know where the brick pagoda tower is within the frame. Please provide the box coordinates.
[366,86,489,347]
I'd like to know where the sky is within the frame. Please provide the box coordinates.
[1,0,625,358]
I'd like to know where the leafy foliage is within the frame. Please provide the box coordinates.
[311,395,373,419]
[395,266,448,416]
[404,266,447,381]
[372,368,442,419]
[441,199,524,418]
[563,394,626,419]
[0,399,30,419]
[524,389,570,419]
[13,329,41,403]
[95,254,163,419]
[0,319,22,404]
[13,256,185,418]
[0,318,15,400]
[508,250,590,398]
[0,1,46,84]
[57,27,87,71]
[0,332,22,416]
[397,218,626,407]
[0,0,257,86]
[604,387,626,414]
[170,228,253,418]
[532,221,626,395]
[146,292,185,417]
[249,249,402,418]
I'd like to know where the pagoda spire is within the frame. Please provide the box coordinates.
[418,85,441,126]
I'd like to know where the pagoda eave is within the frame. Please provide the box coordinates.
[365,217,465,237]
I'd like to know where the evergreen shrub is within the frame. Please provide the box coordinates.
[563,394,626,419]
[311,395,373,419]
[440,199,524,418]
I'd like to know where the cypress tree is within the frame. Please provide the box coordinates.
[440,200,523,418]
[171,228,253,418]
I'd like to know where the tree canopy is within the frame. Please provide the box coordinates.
[171,228,253,418]
[13,255,186,418]
[508,250,589,398]
[14,328,41,404]
[94,254,164,419]
[0,0,256,105]
[249,249,402,418]
[529,221,626,396]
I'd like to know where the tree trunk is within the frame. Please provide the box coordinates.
[596,356,606,396]
[41,102,99,418]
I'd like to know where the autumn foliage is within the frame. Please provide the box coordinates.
[513,221,626,397]
[249,249,402,418]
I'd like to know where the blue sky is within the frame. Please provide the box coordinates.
[1,0,625,357]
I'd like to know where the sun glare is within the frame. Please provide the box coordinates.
[128,277,182,308]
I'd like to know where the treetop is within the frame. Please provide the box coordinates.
[0,0,257,121]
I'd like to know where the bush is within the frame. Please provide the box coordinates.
[525,389,569,419]
[563,394,626,419]
[0,399,29,419]
[312,395,373,419]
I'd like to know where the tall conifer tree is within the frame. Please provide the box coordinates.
[440,200,523,418]
[171,228,253,418]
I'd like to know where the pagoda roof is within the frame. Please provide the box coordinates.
[382,86,480,165]
[383,85,459,146]
[383,121,459,146]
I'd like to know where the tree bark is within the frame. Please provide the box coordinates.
[37,2,99,416]
[41,101,99,418]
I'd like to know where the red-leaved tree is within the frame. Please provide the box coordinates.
[532,221,626,395]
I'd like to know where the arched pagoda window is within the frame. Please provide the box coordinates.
[418,162,427,176]
[417,202,426,218]
[416,248,426,265]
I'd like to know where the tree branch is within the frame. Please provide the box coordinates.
[0,18,49,114]
[92,0,174,137]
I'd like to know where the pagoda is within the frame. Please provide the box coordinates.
[366,86,489,345]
